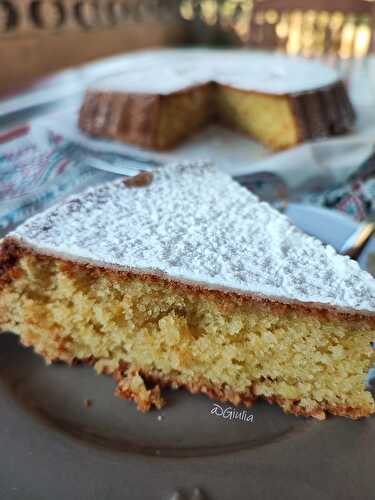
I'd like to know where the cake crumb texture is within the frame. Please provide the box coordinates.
[1,254,374,419]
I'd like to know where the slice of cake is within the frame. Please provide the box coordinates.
[79,48,355,152]
[1,162,374,419]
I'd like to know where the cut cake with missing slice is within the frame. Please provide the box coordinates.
[1,162,374,419]
[79,49,355,152]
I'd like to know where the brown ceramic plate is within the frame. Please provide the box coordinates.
[0,209,374,500]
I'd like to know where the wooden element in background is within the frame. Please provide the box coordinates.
[2,0,375,94]
[0,0,187,94]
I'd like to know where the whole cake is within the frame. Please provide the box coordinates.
[1,162,374,419]
[79,49,355,151]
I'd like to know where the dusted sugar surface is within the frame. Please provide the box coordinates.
[10,161,375,314]
[90,48,338,95]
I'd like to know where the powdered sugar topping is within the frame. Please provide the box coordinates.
[10,161,375,314]
[90,48,338,95]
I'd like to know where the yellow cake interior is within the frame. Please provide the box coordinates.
[1,255,375,419]
[154,84,300,151]
[214,86,300,151]
[156,85,213,149]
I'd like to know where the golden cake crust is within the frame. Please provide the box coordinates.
[117,367,373,420]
